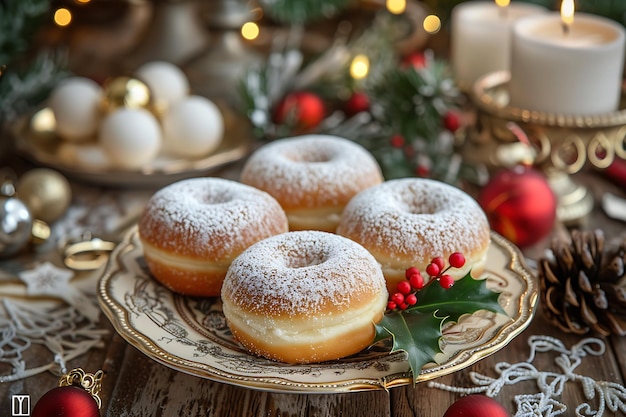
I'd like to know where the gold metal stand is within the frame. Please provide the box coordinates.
[464,71,626,224]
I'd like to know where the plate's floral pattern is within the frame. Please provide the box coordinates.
[98,228,537,393]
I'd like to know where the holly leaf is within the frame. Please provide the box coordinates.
[375,310,445,383]
[374,273,508,381]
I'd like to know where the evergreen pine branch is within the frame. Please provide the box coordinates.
[0,50,68,125]
[259,0,352,24]
[0,0,51,66]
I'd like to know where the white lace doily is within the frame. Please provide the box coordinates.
[0,185,148,382]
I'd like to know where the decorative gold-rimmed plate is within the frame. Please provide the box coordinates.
[98,227,537,393]
[11,105,254,188]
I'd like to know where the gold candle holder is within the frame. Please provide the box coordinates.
[463,71,626,224]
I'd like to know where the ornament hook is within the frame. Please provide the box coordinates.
[58,368,104,408]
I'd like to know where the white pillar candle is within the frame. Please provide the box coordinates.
[509,13,625,115]
[451,1,547,91]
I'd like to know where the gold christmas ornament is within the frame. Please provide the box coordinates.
[100,76,152,114]
[16,168,72,223]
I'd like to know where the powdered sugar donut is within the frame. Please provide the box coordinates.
[138,178,289,297]
[221,230,388,364]
[240,135,383,232]
[337,178,490,293]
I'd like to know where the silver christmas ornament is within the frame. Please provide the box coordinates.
[0,194,33,258]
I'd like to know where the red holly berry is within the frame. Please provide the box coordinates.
[391,292,405,305]
[443,110,461,132]
[405,294,418,305]
[273,91,325,132]
[405,266,419,279]
[397,280,412,295]
[432,256,445,271]
[426,263,440,277]
[409,271,424,290]
[449,252,466,268]
[439,274,455,289]
[399,302,409,310]
[387,301,397,310]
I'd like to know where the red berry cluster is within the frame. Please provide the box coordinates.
[387,252,466,311]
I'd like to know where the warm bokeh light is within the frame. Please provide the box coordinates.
[241,21,260,41]
[350,54,370,80]
[76,0,92,3]
[54,8,72,26]
[495,0,510,7]
[561,0,575,27]
[386,0,406,15]
[423,15,441,34]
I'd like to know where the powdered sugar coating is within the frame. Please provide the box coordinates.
[240,135,383,209]
[336,178,490,264]
[222,231,386,316]
[138,177,288,260]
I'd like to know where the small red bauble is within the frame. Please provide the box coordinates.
[479,166,556,248]
[273,91,325,132]
[390,134,405,148]
[32,386,100,417]
[443,110,461,132]
[344,91,370,116]
[401,52,427,69]
[443,395,509,417]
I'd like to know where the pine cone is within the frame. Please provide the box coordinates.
[538,229,626,336]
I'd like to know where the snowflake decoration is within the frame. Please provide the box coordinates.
[19,261,99,322]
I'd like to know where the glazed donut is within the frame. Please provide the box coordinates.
[337,178,490,293]
[138,178,289,297]
[240,135,383,232]
[221,230,388,364]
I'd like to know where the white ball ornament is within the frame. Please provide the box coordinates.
[162,96,224,158]
[134,61,189,111]
[99,108,162,170]
[49,77,102,142]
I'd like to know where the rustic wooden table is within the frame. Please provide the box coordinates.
[1,157,625,417]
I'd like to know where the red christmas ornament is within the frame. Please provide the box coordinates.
[443,395,510,417]
[273,91,325,132]
[401,52,427,69]
[443,110,461,133]
[32,368,103,417]
[344,91,370,116]
[390,134,405,148]
[32,386,100,417]
[479,165,556,248]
